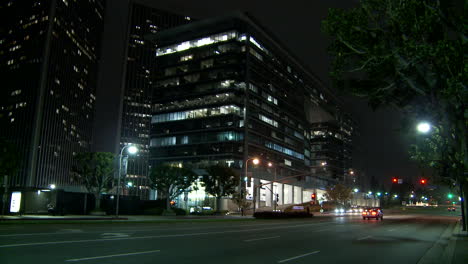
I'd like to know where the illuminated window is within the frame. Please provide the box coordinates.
[259,114,278,127]
[152,105,241,123]
[180,54,193,61]
[156,31,238,56]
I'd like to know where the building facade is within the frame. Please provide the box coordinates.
[117,2,192,199]
[149,13,355,209]
[0,0,105,191]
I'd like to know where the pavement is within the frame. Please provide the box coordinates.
[1,213,466,264]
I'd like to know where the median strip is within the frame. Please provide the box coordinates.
[66,249,160,262]
[278,250,320,263]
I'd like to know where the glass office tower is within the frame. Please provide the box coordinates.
[149,13,355,208]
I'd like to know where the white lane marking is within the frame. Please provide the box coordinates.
[313,228,332,232]
[0,220,333,237]
[357,235,372,241]
[66,250,160,262]
[388,229,395,232]
[244,236,280,242]
[0,222,329,248]
[101,233,130,239]
[278,250,320,263]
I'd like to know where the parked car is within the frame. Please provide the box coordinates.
[362,207,383,220]
[447,207,456,212]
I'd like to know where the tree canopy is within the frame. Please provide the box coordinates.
[70,152,115,211]
[202,165,239,211]
[325,183,353,205]
[0,138,20,184]
[148,165,198,210]
[323,0,467,229]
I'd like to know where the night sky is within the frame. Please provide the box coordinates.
[95,0,421,189]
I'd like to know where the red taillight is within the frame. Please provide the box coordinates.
[371,212,377,215]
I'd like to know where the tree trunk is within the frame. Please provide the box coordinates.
[94,193,101,211]
[216,196,222,211]
[83,193,87,215]
[166,197,171,210]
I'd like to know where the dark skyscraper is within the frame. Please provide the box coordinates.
[112,1,192,198]
[0,0,105,191]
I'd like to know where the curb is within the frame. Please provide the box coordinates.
[417,220,459,264]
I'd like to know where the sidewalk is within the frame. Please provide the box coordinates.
[452,221,468,264]
[0,214,254,222]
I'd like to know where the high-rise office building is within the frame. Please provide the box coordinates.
[0,0,105,191]
[149,13,354,208]
[116,2,192,198]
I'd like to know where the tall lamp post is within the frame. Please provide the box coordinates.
[116,144,138,218]
[241,157,259,216]
[268,162,277,211]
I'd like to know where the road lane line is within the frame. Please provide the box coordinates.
[0,222,329,248]
[244,236,280,242]
[388,229,395,232]
[0,220,333,237]
[357,235,372,240]
[65,250,160,262]
[277,251,320,263]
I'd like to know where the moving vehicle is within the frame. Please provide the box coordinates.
[448,207,456,212]
[362,207,383,220]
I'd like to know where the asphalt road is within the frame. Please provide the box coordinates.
[0,213,459,264]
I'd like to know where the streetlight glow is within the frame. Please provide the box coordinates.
[128,145,138,154]
[354,188,359,193]
[417,122,431,133]
[116,144,139,218]
[252,158,260,165]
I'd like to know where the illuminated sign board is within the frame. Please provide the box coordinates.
[10,191,21,213]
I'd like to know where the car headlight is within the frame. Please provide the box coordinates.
[334,209,339,213]
[339,208,345,213]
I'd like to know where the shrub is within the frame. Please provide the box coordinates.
[172,207,187,216]
[144,207,164,215]
[253,211,313,219]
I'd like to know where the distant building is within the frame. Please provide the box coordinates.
[115,2,192,199]
[0,0,105,191]
[149,13,356,209]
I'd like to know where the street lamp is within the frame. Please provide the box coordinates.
[268,162,278,211]
[241,157,259,216]
[417,122,431,133]
[116,144,138,218]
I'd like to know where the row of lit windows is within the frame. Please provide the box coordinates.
[156,30,239,56]
[150,131,243,147]
[151,105,242,123]
[259,114,278,128]
[265,141,304,160]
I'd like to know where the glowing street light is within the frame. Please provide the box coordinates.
[354,188,359,193]
[417,122,431,133]
[116,144,138,217]
[240,157,260,216]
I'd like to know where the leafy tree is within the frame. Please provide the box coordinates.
[231,190,251,216]
[148,165,198,210]
[325,183,353,206]
[70,152,115,212]
[322,0,467,230]
[0,138,20,184]
[0,138,20,216]
[202,165,239,211]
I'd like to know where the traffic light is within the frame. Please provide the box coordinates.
[311,193,316,200]
[392,178,398,183]
[420,179,427,184]
[448,193,453,199]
